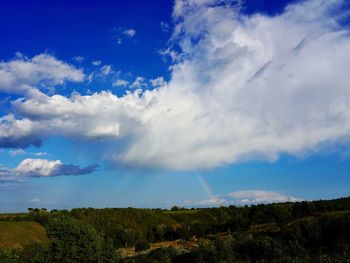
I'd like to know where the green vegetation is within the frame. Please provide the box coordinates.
[46,216,119,262]
[0,197,350,262]
[134,240,150,252]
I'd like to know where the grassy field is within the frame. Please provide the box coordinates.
[0,213,27,219]
[0,221,49,250]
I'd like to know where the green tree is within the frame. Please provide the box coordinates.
[47,216,119,263]
[0,249,21,263]
[19,243,47,263]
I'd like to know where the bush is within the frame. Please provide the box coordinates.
[0,249,21,263]
[19,243,47,263]
[135,240,150,252]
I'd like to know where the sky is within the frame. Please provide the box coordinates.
[1,0,350,212]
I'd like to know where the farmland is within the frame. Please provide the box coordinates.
[0,221,49,250]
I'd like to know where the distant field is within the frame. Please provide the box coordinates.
[164,210,199,215]
[327,210,350,217]
[120,239,198,257]
[0,213,27,219]
[0,221,49,250]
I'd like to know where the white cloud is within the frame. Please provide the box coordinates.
[101,65,113,75]
[2,0,350,170]
[33,152,49,157]
[228,190,302,204]
[183,190,302,207]
[184,196,229,206]
[0,53,84,94]
[1,158,98,177]
[87,64,120,84]
[115,28,137,44]
[29,198,53,205]
[130,76,147,88]
[92,60,102,66]
[14,159,62,177]
[150,76,167,87]
[30,198,41,203]
[113,79,129,87]
[3,90,145,147]
[9,149,26,157]
[0,113,43,148]
[73,56,85,63]
[160,21,170,32]
[8,149,49,157]
[123,29,136,37]
[87,73,94,84]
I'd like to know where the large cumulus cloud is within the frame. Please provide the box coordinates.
[1,0,350,170]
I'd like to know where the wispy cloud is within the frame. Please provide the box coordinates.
[160,21,170,32]
[9,149,26,157]
[86,63,121,84]
[184,196,229,207]
[123,29,136,37]
[30,198,41,204]
[29,197,53,205]
[183,190,302,207]
[73,56,85,63]
[113,79,129,87]
[92,60,102,66]
[114,27,137,44]
[228,190,302,204]
[101,65,113,76]
[9,149,49,157]
[130,76,147,89]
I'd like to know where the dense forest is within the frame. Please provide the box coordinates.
[1,197,350,262]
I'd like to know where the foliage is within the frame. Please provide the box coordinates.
[46,215,119,263]
[134,240,150,252]
[2,196,350,262]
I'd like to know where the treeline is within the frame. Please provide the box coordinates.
[0,197,350,262]
[126,211,350,262]
[29,197,350,248]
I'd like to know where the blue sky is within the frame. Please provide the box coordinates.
[1,0,350,212]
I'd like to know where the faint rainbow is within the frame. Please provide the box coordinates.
[196,173,215,199]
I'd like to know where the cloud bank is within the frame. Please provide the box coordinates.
[1,0,350,170]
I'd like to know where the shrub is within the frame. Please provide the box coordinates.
[135,240,150,252]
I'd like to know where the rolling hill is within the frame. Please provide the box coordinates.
[0,221,49,250]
